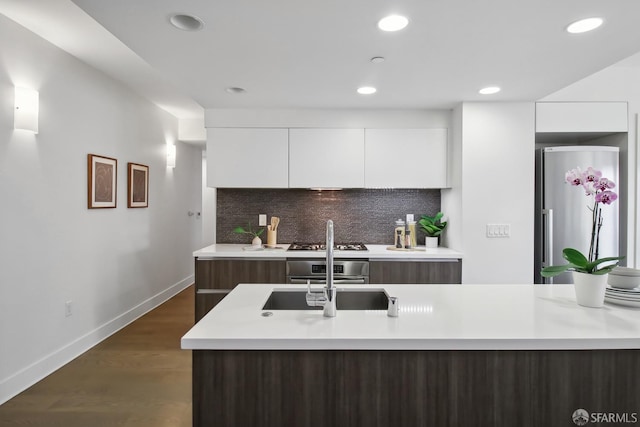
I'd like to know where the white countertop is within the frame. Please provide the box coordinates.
[193,243,463,260]
[181,283,640,351]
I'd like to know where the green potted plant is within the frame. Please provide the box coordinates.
[233,223,265,246]
[419,212,447,248]
[540,167,624,307]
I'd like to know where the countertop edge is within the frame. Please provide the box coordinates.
[193,244,463,259]
[181,338,640,351]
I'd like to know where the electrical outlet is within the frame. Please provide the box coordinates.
[259,214,267,226]
[486,224,511,238]
[65,300,73,317]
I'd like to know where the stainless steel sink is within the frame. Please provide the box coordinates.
[262,288,388,310]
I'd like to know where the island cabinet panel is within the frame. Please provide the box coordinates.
[369,259,462,284]
[193,349,640,427]
[195,258,286,321]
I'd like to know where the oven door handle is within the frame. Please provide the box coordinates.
[288,278,367,285]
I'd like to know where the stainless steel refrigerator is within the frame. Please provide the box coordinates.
[534,146,619,284]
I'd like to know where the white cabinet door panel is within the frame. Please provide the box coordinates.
[536,102,628,132]
[365,129,448,188]
[207,128,289,188]
[289,129,365,188]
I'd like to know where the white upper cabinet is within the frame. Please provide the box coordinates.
[364,129,448,188]
[289,129,365,188]
[536,102,628,133]
[207,127,450,189]
[207,128,289,188]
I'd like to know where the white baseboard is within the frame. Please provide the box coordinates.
[0,275,193,405]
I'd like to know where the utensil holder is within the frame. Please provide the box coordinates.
[267,229,277,247]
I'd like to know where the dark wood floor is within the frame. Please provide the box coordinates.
[0,285,194,427]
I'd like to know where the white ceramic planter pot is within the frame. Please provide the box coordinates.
[425,237,438,248]
[572,271,607,308]
[252,236,262,246]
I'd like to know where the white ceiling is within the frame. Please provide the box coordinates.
[4,0,640,119]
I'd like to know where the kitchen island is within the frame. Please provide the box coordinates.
[182,284,640,427]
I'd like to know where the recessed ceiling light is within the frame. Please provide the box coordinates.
[370,56,385,64]
[479,86,501,95]
[377,15,409,32]
[169,14,204,31]
[225,87,246,94]
[566,17,603,34]
[357,86,377,95]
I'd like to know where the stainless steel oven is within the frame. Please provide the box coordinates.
[286,259,369,284]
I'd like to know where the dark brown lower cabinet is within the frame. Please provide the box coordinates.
[194,258,286,321]
[195,291,228,322]
[193,349,640,427]
[370,259,462,284]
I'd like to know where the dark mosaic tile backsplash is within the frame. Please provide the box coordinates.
[217,189,441,245]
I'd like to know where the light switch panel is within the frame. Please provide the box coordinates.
[486,223,510,238]
[259,214,267,226]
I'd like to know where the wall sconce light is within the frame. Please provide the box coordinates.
[14,87,39,134]
[167,143,176,168]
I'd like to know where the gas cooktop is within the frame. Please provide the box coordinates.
[287,242,368,251]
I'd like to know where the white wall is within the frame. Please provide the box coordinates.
[441,104,463,252]
[541,65,639,267]
[458,103,535,283]
[0,15,202,403]
[201,151,216,246]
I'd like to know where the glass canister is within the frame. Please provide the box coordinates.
[394,219,406,248]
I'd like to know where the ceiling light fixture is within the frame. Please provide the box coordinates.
[566,17,603,34]
[370,56,385,64]
[225,87,246,94]
[357,86,377,95]
[377,15,409,32]
[169,14,204,31]
[479,86,501,95]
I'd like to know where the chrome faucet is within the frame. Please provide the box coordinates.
[324,219,337,317]
[305,220,337,317]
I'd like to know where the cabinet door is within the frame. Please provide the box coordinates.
[369,260,461,284]
[195,259,286,290]
[535,102,628,133]
[365,129,448,188]
[289,129,365,188]
[207,128,289,188]
[195,291,228,322]
[195,259,286,321]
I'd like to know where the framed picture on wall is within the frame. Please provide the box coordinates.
[127,162,149,208]
[87,154,117,209]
